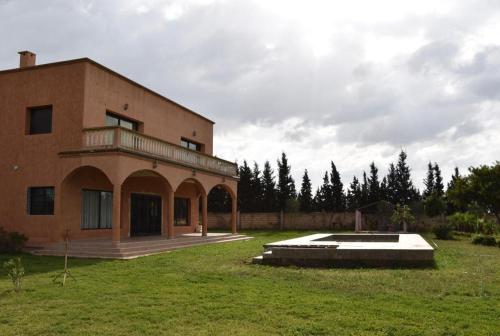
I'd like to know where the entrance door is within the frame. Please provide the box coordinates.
[130,193,162,236]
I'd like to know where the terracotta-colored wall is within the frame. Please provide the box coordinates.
[0,63,86,244]
[83,62,214,154]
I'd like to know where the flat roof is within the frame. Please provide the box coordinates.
[0,57,215,124]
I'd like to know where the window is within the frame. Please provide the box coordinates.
[105,112,138,131]
[27,187,54,215]
[81,190,113,229]
[174,198,190,226]
[28,106,52,134]
[180,138,201,152]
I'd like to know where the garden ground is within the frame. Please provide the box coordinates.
[0,231,499,336]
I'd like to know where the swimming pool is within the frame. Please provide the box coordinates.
[253,233,434,267]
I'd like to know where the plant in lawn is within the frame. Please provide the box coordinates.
[3,257,25,292]
[390,204,415,232]
[0,227,28,253]
[472,234,497,246]
[433,222,455,240]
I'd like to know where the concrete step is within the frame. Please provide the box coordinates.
[262,250,274,258]
[31,235,252,259]
[31,250,124,259]
[44,235,247,254]
[252,255,263,264]
[52,235,246,250]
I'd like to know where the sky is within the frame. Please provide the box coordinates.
[1,0,499,191]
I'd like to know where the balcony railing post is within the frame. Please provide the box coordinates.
[113,127,121,148]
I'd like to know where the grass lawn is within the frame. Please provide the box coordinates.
[0,231,499,336]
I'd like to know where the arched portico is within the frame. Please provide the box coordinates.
[56,157,238,243]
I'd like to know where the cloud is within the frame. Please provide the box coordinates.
[1,0,500,189]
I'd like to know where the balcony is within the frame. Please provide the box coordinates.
[62,127,238,178]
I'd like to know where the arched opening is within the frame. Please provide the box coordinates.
[208,185,233,212]
[174,178,206,235]
[121,170,172,238]
[208,184,237,234]
[60,166,114,240]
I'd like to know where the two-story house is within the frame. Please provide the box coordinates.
[0,51,238,247]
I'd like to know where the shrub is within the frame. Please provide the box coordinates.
[3,257,25,292]
[447,212,499,234]
[481,219,499,235]
[447,212,477,232]
[0,227,28,253]
[472,234,497,246]
[433,222,454,240]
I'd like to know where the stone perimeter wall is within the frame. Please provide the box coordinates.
[209,212,355,231]
[208,211,440,232]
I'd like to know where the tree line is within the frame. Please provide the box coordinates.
[208,150,499,223]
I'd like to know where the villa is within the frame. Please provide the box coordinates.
[0,51,239,253]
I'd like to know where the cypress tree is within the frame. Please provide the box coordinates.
[261,160,277,212]
[433,163,444,197]
[423,162,435,198]
[386,163,398,204]
[367,162,380,203]
[360,171,369,206]
[317,171,331,211]
[250,162,263,211]
[394,150,419,205]
[447,167,460,191]
[445,167,465,214]
[380,176,388,202]
[237,161,253,212]
[312,187,321,211]
[298,170,313,212]
[277,152,296,211]
[330,161,345,211]
[346,176,362,211]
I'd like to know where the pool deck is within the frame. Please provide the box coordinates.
[254,233,435,267]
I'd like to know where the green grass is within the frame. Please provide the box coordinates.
[1,231,499,336]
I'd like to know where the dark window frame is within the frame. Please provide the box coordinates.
[180,138,202,152]
[81,189,113,230]
[105,111,139,131]
[174,197,190,226]
[27,105,53,135]
[27,186,55,215]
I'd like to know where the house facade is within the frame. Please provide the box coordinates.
[0,51,238,246]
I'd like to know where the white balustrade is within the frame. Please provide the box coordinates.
[82,127,237,177]
[83,128,114,147]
